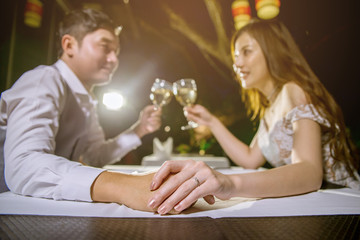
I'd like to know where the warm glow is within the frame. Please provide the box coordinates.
[102,91,125,110]
[24,0,43,28]
[256,0,281,20]
[232,0,251,30]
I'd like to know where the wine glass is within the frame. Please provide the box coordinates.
[173,78,198,130]
[149,78,173,110]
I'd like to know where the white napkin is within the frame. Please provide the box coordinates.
[153,137,173,160]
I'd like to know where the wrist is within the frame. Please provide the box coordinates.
[91,171,129,203]
[228,174,243,198]
[131,121,146,139]
[208,115,221,131]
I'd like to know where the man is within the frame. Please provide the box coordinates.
[0,8,160,211]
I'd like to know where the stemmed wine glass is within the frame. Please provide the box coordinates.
[173,78,198,130]
[149,78,173,110]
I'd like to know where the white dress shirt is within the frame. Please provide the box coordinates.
[0,60,142,201]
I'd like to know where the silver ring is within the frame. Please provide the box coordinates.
[193,177,200,187]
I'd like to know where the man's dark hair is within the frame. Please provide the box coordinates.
[57,8,117,58]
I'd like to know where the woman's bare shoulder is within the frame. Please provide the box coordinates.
[273,82,310,117]
[280,82,309,109]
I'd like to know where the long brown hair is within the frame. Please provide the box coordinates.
[231,19,359,176]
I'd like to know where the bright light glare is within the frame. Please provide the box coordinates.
[102,91,124,110]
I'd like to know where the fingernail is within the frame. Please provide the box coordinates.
[174,203,182,212]
[150,181,155,190]
[158,205,167,215]
[148,199,156,208]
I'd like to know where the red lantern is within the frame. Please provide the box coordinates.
[24,0,43,28]
[255,0,281,20]
[231,0,251,30]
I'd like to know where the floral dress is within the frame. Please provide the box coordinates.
[257,104,360,190]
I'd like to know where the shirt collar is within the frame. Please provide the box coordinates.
[54,60,98,106]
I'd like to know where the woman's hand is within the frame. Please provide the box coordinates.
[184,104,216,128]
[148,160,236,215]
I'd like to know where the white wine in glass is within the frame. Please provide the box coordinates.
[149,78,173,109]
[173,78,198,130]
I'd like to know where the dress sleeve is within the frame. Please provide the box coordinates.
[285,104,331,128]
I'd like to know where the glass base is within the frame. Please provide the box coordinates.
[181,121,198,130]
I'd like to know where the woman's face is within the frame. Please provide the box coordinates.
[233,32,272,91]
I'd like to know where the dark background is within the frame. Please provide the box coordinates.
[1,0,359,164]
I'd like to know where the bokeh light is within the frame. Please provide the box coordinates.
[102,91,125,111]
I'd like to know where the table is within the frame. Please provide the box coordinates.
[1,215,359,239]
[1,166,360,239]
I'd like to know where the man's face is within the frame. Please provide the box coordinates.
[70,28,119,90]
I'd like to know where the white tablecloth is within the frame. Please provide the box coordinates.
[1,166,359,218]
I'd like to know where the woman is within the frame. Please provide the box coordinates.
[147,19,360,215]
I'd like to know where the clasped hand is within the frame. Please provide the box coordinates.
[147,160,235,215]
[125,104,234,214]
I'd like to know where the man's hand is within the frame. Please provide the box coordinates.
[91,171,180,214]
[91,171,157,212]
[132,105,162,138]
